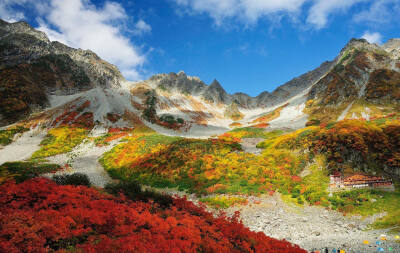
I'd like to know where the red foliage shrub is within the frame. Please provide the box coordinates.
[106,113,121,123]
[108,127,132,133]
[251,123,270,128]
[0,178,306,253]
[51,101,94,129]
[291,176,302,183]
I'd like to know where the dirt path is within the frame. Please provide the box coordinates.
[45,139,121,187]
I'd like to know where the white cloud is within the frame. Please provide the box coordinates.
[354,0,400,25]
[134,20,152,35]
[0,0,149,80]
[174,0,388,30]
[0,0,28,22]
[362,31,382,44]
[307,0,368,29]
[174,0,307,25]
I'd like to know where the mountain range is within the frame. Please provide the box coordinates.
[0,19,399,137]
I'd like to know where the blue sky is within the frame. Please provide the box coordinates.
[1,0,400,96]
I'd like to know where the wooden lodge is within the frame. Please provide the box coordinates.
[329,173,394,191]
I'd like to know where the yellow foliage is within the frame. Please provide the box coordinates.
[31,127,88,158]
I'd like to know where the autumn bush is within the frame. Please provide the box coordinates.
[101,134,306,196]
[51,100,94,129]
[0,125,29,145]
[0,178,306,253]
[100,131,181,177]
[31,126,89,158]
[263,119,400,176]
[224,127,283,140]
[200,195,248,209]
[310,119,400,174]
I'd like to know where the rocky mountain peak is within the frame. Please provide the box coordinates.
[339,38,380,56]
[203,79,229,104]
[382,39,400,56]
[177,70,187,77]
[208,79,225,91]
[0,19,49,42]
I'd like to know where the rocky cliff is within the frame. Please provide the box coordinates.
[306,39,400,123]
[0,19,124,125]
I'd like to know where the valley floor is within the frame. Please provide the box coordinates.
[145,186,400,252]
[1,126,400,253]
[230,194,399,252]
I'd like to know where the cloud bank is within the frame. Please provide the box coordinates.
[0,0,150,80]
[174,0,395,30]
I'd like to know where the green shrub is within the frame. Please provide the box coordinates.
[159,114,184,126]
[52,173,91,186]
[105,181,173,208]
[0,162,60,183]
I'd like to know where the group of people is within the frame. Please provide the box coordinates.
[310,245,394,253]
[310,234,400,253]
[311,248,346,253]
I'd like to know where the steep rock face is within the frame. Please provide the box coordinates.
[232,92,255,108]
[0,58,91,124]
[150,71,207,96]
[0,20,123,89]
[365,69,400,102]
[257,60,334,107]
[0,19,124,125]
[382,38,400,58]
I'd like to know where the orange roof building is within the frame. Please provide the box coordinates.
[329,173,394,191]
